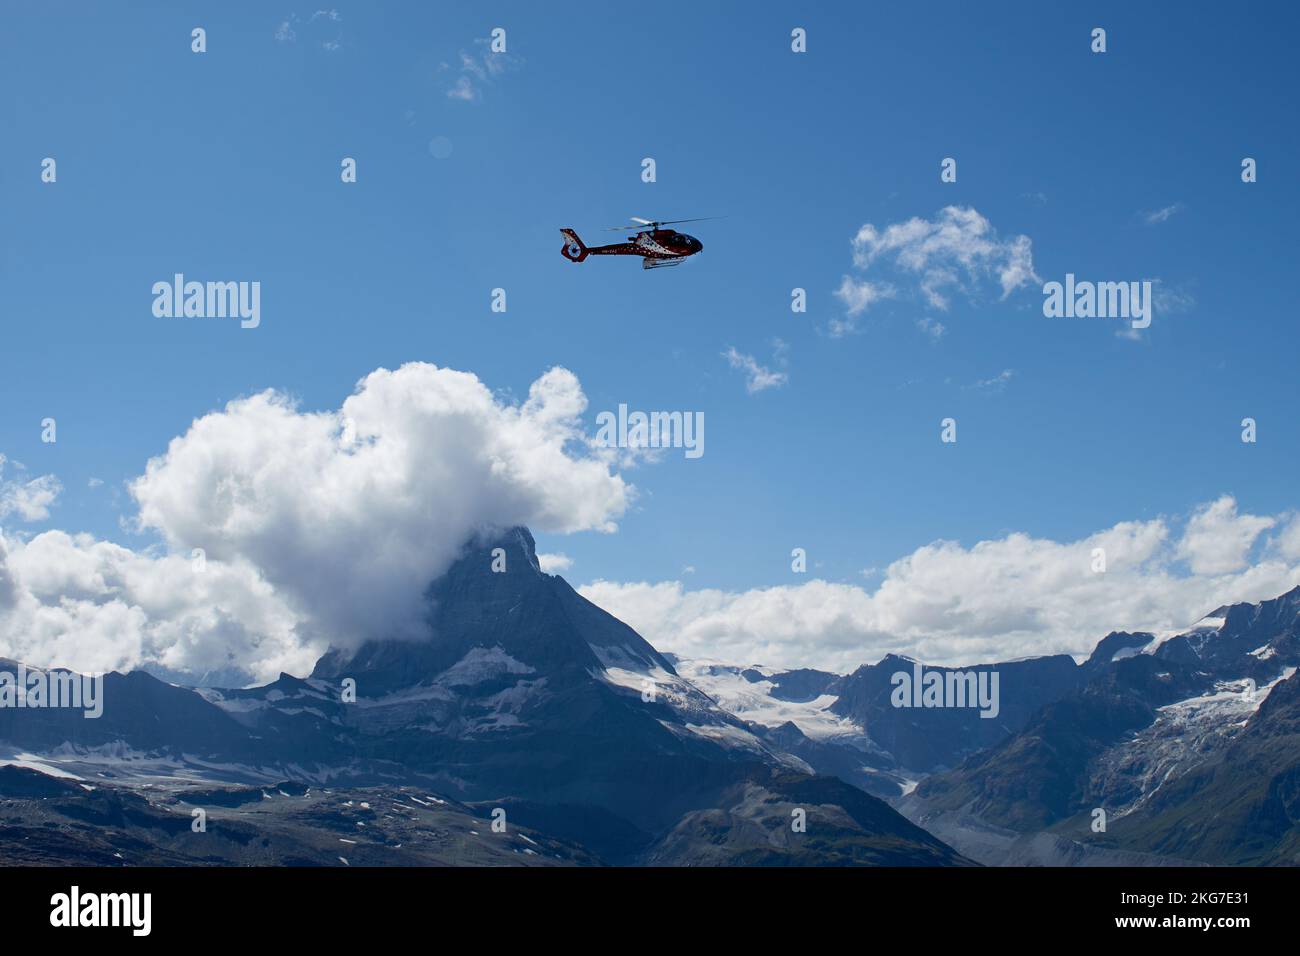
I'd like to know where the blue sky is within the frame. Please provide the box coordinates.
[3,2,1299,676]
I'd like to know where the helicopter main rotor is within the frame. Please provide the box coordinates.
[603,216,721,232]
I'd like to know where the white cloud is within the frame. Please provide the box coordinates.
[538,552,573,573]
[969,368,1014,392]
[0,530,306,681]
[0,364,632,683]
[1144,203,1184,225]
[1152,278,1196,314]
[1175,495,1275,575]
[580,496,1300,672]
[447,76,478,102]
[829,277,897,337]
[723,346,788,394]
[129,363,628,649]
[833,276,895,317]
[844,206,1039,312]
[447,38,520,102]
[1276,512,1300,560]
[0,455,61,522]
[1117,278,1197,342]
[275,12,342,49]
[916,317,946,343]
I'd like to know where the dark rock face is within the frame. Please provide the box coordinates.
[643,767,974,867]
[0,662,255,756]
[1100,668,1300,865]
[1152,586,1300,681]
[0,764,80,799]
[745,668,843,703]
[299,527,778,851]
[829,653,1084,772]
[910,662,1183,831]
[312,528,672,693]
[902,587,1300,865]
[1082,631,1154,672]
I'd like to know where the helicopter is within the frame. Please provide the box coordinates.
[559,217,713,270]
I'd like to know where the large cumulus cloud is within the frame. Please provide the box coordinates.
[0,363,631,682]
[0,530,305,681]
[130,362,628,647]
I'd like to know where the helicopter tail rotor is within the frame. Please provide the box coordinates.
[559,228,589,262]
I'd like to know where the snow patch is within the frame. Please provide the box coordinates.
[673,658,863,742]
[1142,614,1227,654]
[436,646,535,687]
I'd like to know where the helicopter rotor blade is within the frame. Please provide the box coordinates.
[602,216,723,232]
[604,216,660,232]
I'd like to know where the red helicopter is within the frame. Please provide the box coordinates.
[560,217,713,270]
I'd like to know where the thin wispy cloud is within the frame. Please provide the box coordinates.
[723,344,788,394]
[274,10,343,49]
[446,37,522,102]
[916,317,946,343]
[1144,202,1184,225]
[829,276,895,337]
[0,454,61,522]
[1152,278,1196,314]
[1116,278,1196,340]
[968,368,1015,392]
[447,76,478,102]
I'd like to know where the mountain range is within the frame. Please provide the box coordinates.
[1,526,1296,866]
[899,588,1300,865]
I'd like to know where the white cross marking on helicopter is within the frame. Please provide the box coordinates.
[636,234,675,256]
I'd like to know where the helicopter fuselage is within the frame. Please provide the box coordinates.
[560,222,706,269]
[588,229,702,260]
